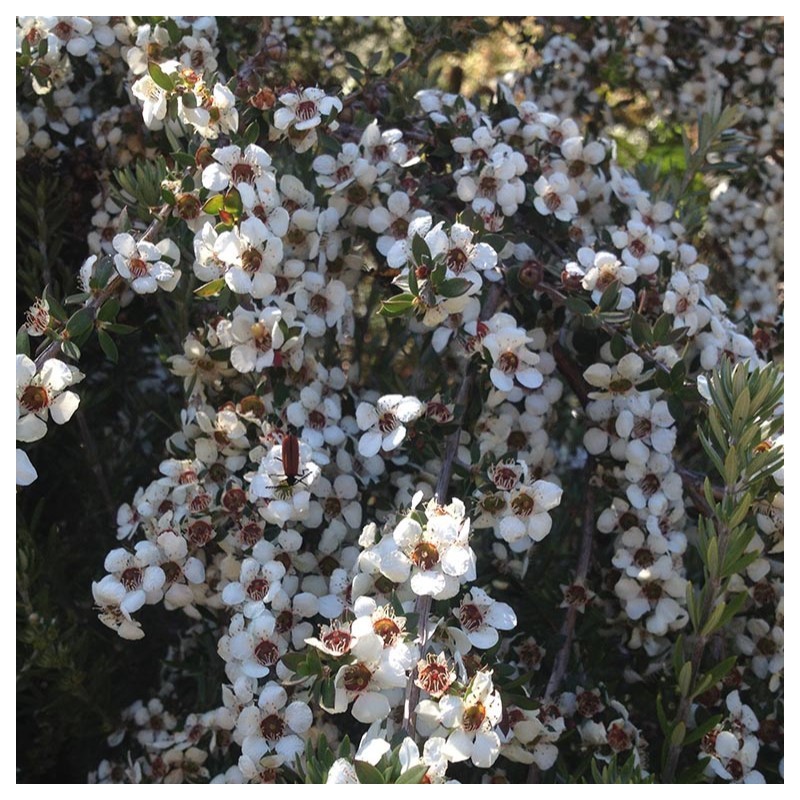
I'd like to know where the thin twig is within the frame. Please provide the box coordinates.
[75,407,116,528]
[33,204,172,371]
[402,282,503,738]
[528,458,596,783]
[553,342,590,406]
[543,460,595,701]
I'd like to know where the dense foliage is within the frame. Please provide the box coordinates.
[16,16,783,784]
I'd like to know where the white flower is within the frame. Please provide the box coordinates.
[453,587,516,649]
[483,323,543,394]
[16,355,82,442]
[216,217,283,299]
[439,671,503,768]
[131,60,180,128]
[113,233,181,294]
[202,144,274,208]
[497,479,563,552]
[356,395,424,457]
[373,498,476,600]
[273,87,342,132]
[533,172,578,221]
[236,682,312,764]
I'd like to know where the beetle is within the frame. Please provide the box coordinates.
[281,431,302,486]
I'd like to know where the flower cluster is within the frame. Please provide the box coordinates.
[17,14,783,786]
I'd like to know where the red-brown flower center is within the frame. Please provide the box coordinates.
[260,713,286,742]
[230,162,255,184]
[20,385,49,412]
[247,577,270,601]
[498,352,519,375]
[462,702,487,732]
[295,100,317,122]
[445,247,469,274]
[544,191,562,212]
[120,566,142,591]
[410,542,439,571]
[129,257,149,278]
[187,520,213,547]
[321,627,352,655]
[254,639,279,666]
[458,603,484,632]
[510,492,535,517]
[242,247,263,275]
[373,616,401,646]
[343,663,372,693]
[416,659,453,698]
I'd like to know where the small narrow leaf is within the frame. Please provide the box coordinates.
[678,662,692,697]
[378,293,415,317]
[354,761,385,784]
[16,329,31,356]
[194,278,226,298]
[395,765,428,784]
[148,61,175,92]
[97,329,119,363]
[202,195,225,215]
[670,721,686,747]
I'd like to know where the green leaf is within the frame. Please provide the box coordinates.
[378,293,416,317]
[655,692,669,735]
[437,277,472,298]
[678,662,692,697]
[723,446,739,487]
[483,234,506,251]
[731,387,751,431]
[609,333,627,360]
[411,233,431,266]
[148,61,175,92]
[62,340,81,361]
[94,256,115,288]
[173,152,196,170]
[64,292,91,305]
[281,653,306,672]
[343,50,364,70]
[224,188,243,215]
[181,89,197,108]
[354,761,385,784]
[670,721,686,747]
[597,280,620,312]
[194,278,226,298]
[97,329,119,363]
[705,537,719,577]
[630,312,652,346]
[321,678,335,710]
[671,635,685,682]
[685,582,699,631]
[565,297,592,315]
[202,194,225,215]
[700,600,726,637]
[97,299,120,323]
[407,263,419,297]
[652,313,672,343]
[17,329,31,356]
[684,714,723,745]
[43,286,68,322]
[66,309,94,339]
[395,764,428,784]
[244,120,260,146]
[367,50,383,70]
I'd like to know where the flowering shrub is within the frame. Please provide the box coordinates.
[16,16,783,784]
